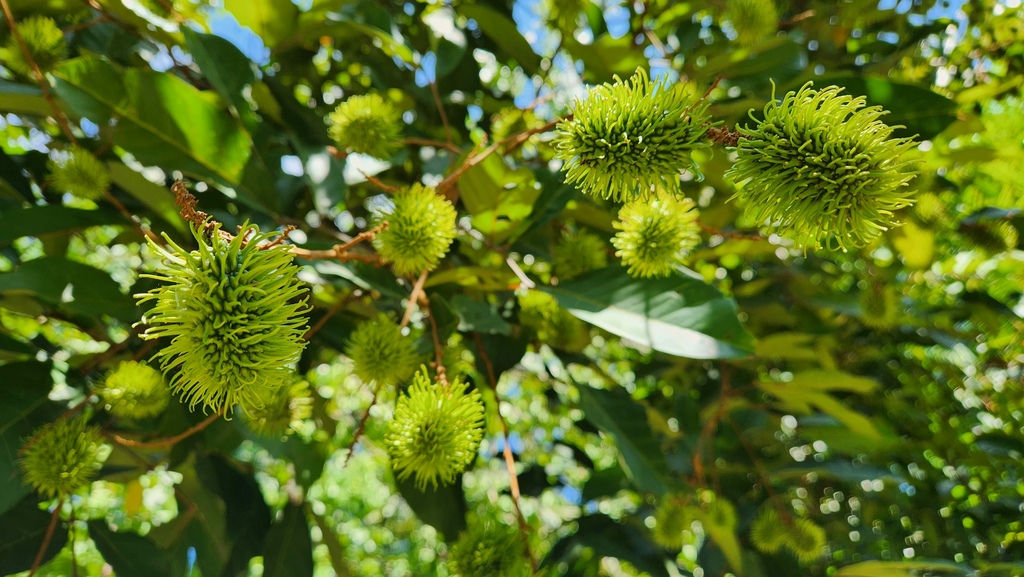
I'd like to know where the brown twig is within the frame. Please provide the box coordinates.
[472,332,537,574]
[706,126,742,147]
[697,221,765,241]
[428,80,453,145]
[724,415,792,524]
[341,386,379,467]
[404,137,461,154]
[400,269,430,328]
[289,223,387,262]
[109,410,221,448]
[0,0,77,144]
[27,497,64,577]
[303,290,356,341]
[692,364,734,487]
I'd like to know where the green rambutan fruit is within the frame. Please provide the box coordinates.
[344,314,419,388]
[727,82,918,252]
[517,290,590,351]
[651,497,692,550]
[328,93,403,159]
[704,496,738,529]
[372,183,458,277]
[723,0,779,46]
[449,519,530,577]
[239,379,313,437]
[611,192,701,278]
[859,283,899,329]
[97,360,171,420]
[384,368,485,491]
[553,229,608,279]
[19,416,107,499]
[784,517,827,564]
[750,507,787,554]
[136,221,310,415]
[47,146,111,201]
[3,16,67,77]
[554,68,714,202]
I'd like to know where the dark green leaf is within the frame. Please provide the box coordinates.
[577,387,671,496]
[0,206,127,246]
[106,161,187,234]
[395,474,467,538]
[544,266,755,359]
[0,257,137,322]
[0,495,68,574]
[263,503,314,577]
[0,361,59,515]
[542,514,670,577]
[89,521,172,577]
[449,294,511,335]
[183,29,255,115]
[456,4,540,75]
[0,80,50,116]
[823,77,958,140]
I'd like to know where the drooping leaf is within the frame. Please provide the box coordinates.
[0,361,59,515]
[89,521,173,577]
[544,266,755,359]
[182,28,256,115]
[542,514,671,577]
[0,257,137,322]
[824,77,959,139]
[263,503,314,577]
[0,205,127,246]
[395,474,468,538]
[0,495,68,575]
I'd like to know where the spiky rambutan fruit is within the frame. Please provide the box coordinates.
[554,229,608,279]
[612,193,701,278]
[554,68,714,202]
[136,221,309,415]
[723,0,779,46]
[372,184,458,277]
[651,497,692,550]
[785,518,827,564]
[727,83,918,251]
[449,519,530,577]
[3,16,67,77]
[47,146,110,201]
[750,507,787,554]
[97,361,171,420]
[385,368,485,490]
[344,314,419,388]
[328,93,403,159]
[859,284,899,329]
[704,496,738,529]
[517,290,590,352]
[240,379,313,437]
[20,416,107,499]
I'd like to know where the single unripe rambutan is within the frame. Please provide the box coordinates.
[20,415,107,499]
[612,193,701,278]
[385,368,485,491]
[240,379,313,437]
[859,284,899,329]
[750,507,787,554]
[554,68,714,202]
[344,314,419,388]
[722,0,779,46]
[3,16,67,77]
[553,229,608,279]
[449,519,531,577]
[47,146,111,201]
[328,93,403,159]
[97,360,171,420]
[372,183,458,277]
[517,290,590,352]
[727,83,918,252]
[651,497,692,550]
[136,221,310,415]
[785,517,827,564]
[704,496,738,529]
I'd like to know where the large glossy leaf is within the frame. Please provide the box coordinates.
[458,154,539,243]
[0,495,68,574]
[455,4,540,74]
[182,28,255,115]
[577,387,671,496]
[0,257,137,322]
[106,162,187,234]
[52,56,251,186]
[823,77,958,139]
[0,361,59,515]
[0,205,127,245]
[89,522,172,577]
[544,266,755,359]
[263,503,314,577]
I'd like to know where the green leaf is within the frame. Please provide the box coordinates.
[455,4,540,74]
[786,370,880,394]
[0,495,68,575]
[183,28,256,114]
[106,162,187,234]
[542,514,671,577]
[263,503,314,577]
[823,77,958,140]
[89,521,173,577]
[224,0,299,49]
[0,361,59,515]
[395,474,467,538]
[0,257,137,322]
[458,154,540,243]
[563,34,648,84]
[52,56,252,187]
[577,387,671,495]
[836,560,973,576]
[0,80,50,116]
[0,205,127,246]
[544,266,755,359]
[449,294,511,335]
[757,373,882,439]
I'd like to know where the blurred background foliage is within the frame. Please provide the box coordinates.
[0,0,1022,576]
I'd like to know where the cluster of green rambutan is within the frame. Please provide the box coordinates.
[750,507,826,563]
